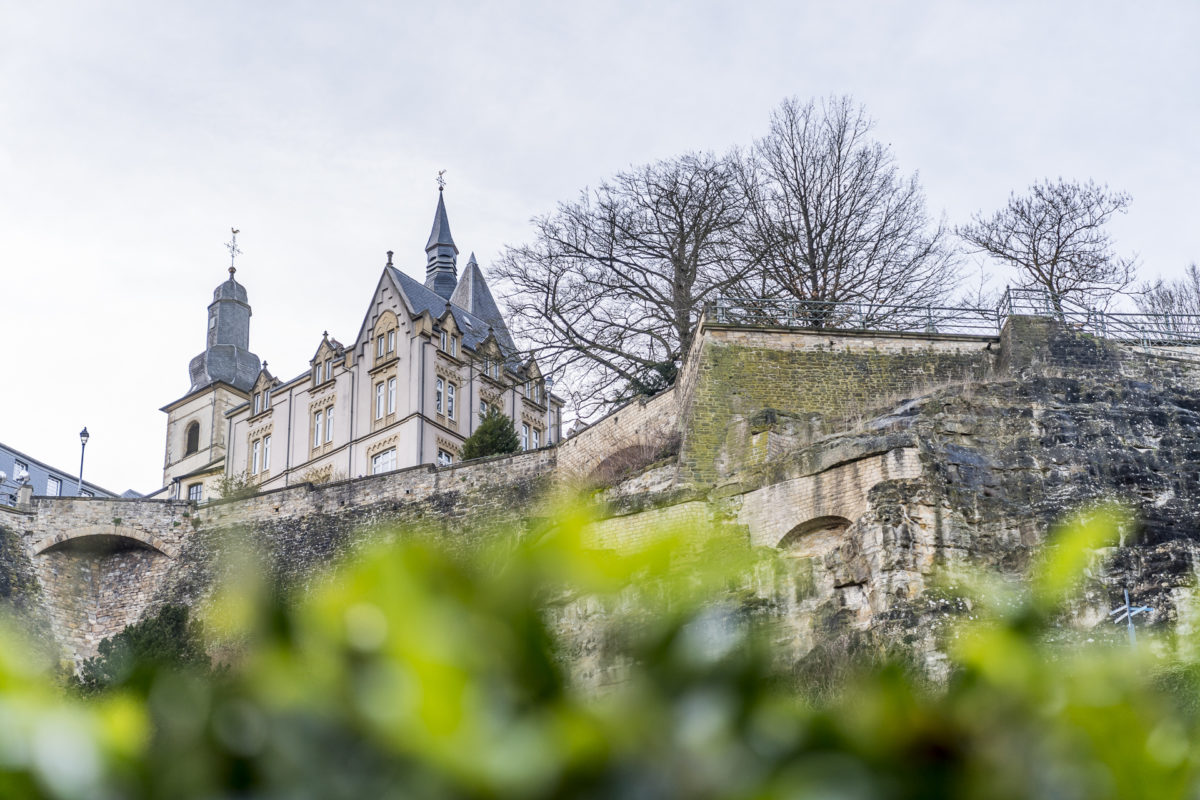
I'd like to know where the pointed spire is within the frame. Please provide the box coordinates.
[424,189,459,298]
[450,252,506,334]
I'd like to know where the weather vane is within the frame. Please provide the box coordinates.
[225,227,242,273]
[1110,588,1153,646]
[437,169,446,191]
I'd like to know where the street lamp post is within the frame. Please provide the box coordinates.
[78,427,89,496]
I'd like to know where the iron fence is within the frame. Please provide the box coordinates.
[706,290,1200,352]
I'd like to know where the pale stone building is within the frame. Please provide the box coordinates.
[160,190,563,500]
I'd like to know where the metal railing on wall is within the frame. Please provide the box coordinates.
[997,288,1200,348]
[707,296,1001,335]
[706,289,1200,352]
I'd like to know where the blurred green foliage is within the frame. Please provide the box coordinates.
[1,502,1195,798]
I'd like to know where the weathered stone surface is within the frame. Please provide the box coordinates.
[6,314,1200,678]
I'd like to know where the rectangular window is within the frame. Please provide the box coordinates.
[375,382,385,420]
[253,393,261,414]
[264,389,270,409]
[187,483,202,502]
[46,476,61,496]
[387,330,395,353]
[263,435,271,471]
[521,423,530,451]
[387,377,397,414]
[450,337,457,357]
[325,407,334,443]
[436,378,444,414]
[313,410,323,448]
[324,358,332,381]
[371,448,396,475]
[440,330,447,351]
[532,428,540,449]
[80,490,94,498]
[13,460,26,478]
[479,400,487,420]
[437,449,453,467]
[312,366,320,384]
[252,439,261,475]
[447,383,456,420]
[377,335,385,358]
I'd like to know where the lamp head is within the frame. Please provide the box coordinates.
[80,427,90,446]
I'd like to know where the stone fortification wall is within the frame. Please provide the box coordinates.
[556,389,678,480]
[3,449,558,662]
[679,325,996,485]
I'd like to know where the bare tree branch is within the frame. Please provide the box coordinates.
[957,178,1136,309]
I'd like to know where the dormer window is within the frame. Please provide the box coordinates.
[439,330,448,351]
[263,388,271,409]
[387,330,395,353]
[449,336,457,357]
[377,335,385,359]
[324,358,333,382]
[253,392,262,414]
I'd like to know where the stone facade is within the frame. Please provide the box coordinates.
[8,310,1200,675]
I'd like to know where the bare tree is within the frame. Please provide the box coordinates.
[495,153,751,417]
[1136,263,1200,316]
[958,178,1136,309]
[737,96,960,325]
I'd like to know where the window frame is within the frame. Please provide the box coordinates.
[435,378,444,414]
[387,377,397,415]
[46,476,61,496]
[313,410,323,448]
[187,483,202,502]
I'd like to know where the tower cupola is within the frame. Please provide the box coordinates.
[186,232,261,394]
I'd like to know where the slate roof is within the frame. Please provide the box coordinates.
[450,253,507,334]
[425,191,458,251]
[390,267,518,358]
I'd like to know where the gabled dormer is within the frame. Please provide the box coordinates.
[309,333,343,388]
[475,333,506,383]
[249,365,280,418]
[370,310,401,368]
[436,304,462,359]
[520,359,547,406]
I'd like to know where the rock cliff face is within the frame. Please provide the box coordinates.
[5,315,1200,674]
[615,318,1200,674]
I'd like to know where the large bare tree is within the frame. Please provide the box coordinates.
[737,96,960,324]
[495,152,752,417]
[958,179,1136,309]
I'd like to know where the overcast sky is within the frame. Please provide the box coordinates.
[2,1,1196,494]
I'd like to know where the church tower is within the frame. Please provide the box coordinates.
[424,187,459,299]
[160,234,262,500]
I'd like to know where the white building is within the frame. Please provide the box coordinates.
[160,190,563,501]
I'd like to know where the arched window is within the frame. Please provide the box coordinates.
[184,422,200,455]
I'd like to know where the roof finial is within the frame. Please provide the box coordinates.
[386,250,394,266]
[437,169,446,191]
[225,227,242,273]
